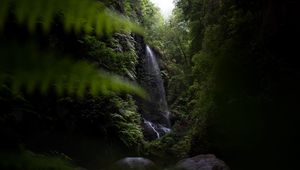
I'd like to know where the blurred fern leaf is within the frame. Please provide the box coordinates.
[0,0,143,34]
[0,43,146,97]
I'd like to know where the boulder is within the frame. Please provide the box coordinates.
[176,154,230,170]
[112,157,156,170]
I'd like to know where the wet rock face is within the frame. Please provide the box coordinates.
[112,157,156,170]
[176,154,230,170]
[142,119,171,140]
[142,120,160,139]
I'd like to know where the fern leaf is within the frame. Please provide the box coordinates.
[0,0,143,35]
[0,43,146,97]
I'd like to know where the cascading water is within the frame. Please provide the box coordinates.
[145,46,170,119]
[139,45,171,139]
[143,119,160,139]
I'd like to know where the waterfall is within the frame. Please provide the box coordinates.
[140,45,171,139]
[144,119,160,139]
[146,46,170,118]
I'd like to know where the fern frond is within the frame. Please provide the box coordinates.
[0,0,143,34]
[0,43,146,97]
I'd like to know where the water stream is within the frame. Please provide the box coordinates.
[141,45,171,139]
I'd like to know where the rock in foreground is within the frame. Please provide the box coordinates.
[176,154,230,170]
[112,157,156,170]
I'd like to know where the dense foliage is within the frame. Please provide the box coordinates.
[143,0,300,170]
[0,0,299,170]
[0,0,147,169]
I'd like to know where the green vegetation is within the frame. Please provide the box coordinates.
[0,0,142,34]
[0,0,144,97]
[138,0,299,169]
[0,41,144,96]
[0,149,74,170]
[0,0,299,170]
[0,0,145,169]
